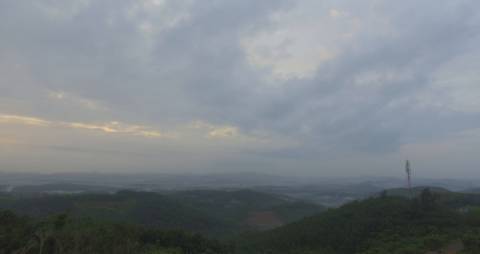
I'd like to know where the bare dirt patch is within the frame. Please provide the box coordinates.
[246,211,283,230]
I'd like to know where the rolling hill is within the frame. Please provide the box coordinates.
[168,189,323,230]
[0,189,323,237]
[236,187,480,254]
[3,187,480,253]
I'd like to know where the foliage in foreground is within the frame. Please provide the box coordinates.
[0,210,230,254]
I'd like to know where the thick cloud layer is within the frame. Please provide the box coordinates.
[0,0,479,177]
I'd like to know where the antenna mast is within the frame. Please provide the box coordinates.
[405,160,412,196]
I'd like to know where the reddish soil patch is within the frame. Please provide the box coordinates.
[246,211,283,230]
[426,240,464,254]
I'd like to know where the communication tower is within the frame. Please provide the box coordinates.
[406,160,412,197]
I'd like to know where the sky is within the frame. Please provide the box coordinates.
[0,0,479,178]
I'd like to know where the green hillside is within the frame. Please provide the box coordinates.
[384,186,451,198]
[0,210,230,254]
[4,187,480,253]
[236,188,480,254]
[0,190,222,234]
[464,188,480,194]
[0,189,323,236]
[384,187,480,209]
[169,190,323,231]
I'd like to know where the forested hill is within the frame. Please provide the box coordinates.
[236,188,480,254]
[0,189,324,236]
[4,188,480,253]
[0,210,230,254]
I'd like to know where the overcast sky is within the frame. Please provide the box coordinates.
[0,0,479,177]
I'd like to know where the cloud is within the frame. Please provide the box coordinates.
[0,113,268,142]
[208,126,238,139]
[0,0,479,176]
[66,121,169,138]
[0,113,170,139]
[48,90,108,111]
[0,114,51,127]
[191,121,239,139]
[241,1,356,80]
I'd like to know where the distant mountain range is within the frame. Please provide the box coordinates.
[2,172,480,208]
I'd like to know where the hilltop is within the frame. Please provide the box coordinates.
[236,187,480,254]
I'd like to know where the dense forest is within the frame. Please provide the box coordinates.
[237,188,480,253]
[2,188,480,253]
[0,210,229,254]
[0,190,323,237]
